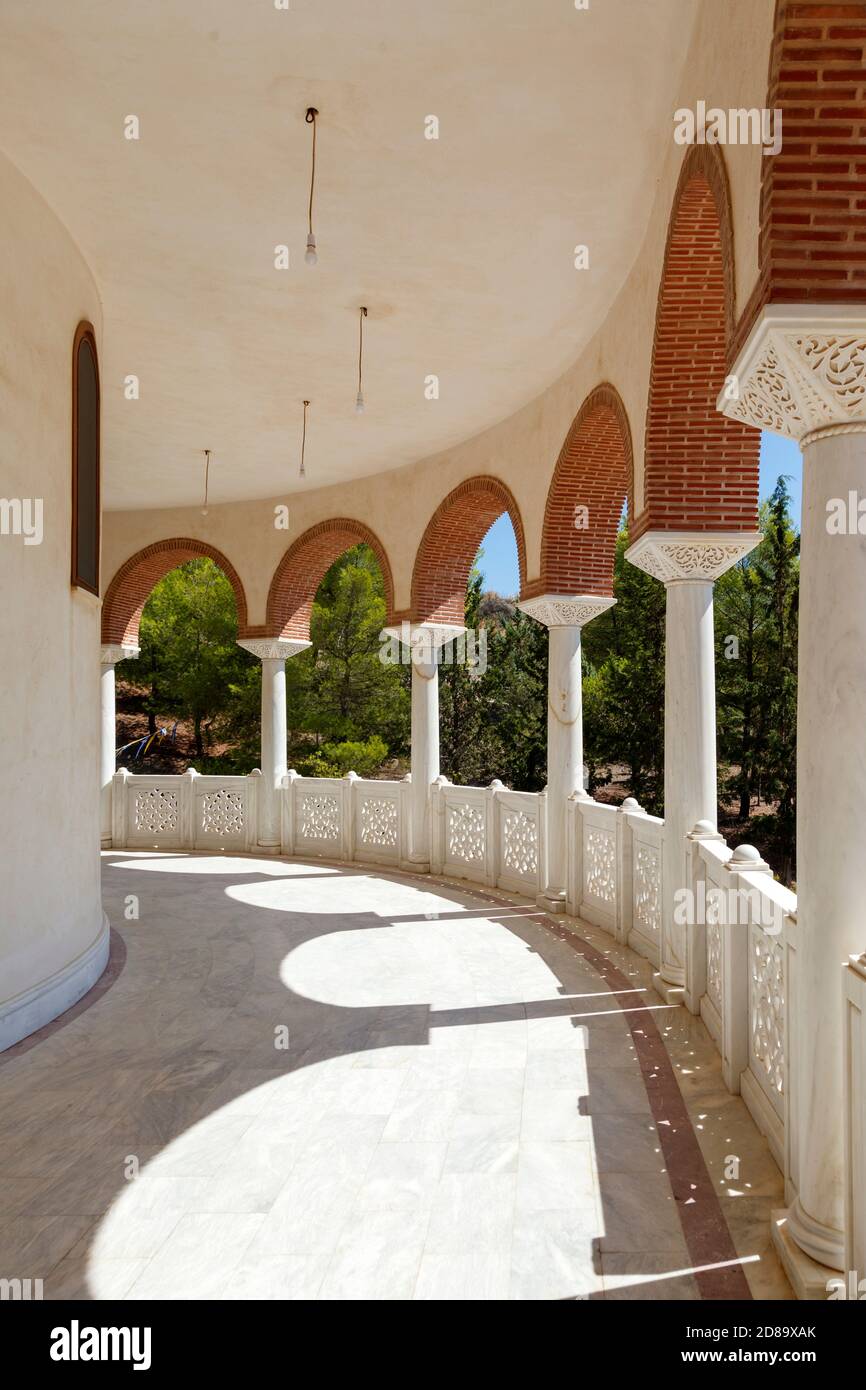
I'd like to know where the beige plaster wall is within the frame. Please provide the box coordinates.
[0,150,105,1020]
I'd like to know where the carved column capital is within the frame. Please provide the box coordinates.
[517,593,615,627]
[624,531,761,584]
[237,637,311,661]
[381,621,467,652]
[719,305,866,444]
[101,643,140,666]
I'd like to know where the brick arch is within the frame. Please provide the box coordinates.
[734,0,866,355]
[410,477,527,625]
[635,143,759,540]
[266,518,395,640]
[102,539,250,646]
[524,383,633,601]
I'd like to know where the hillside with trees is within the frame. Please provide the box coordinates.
[115,477,799,883]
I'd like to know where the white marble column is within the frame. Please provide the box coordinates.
[625,535,759,999]
[100,643,139,848]
[384,622,465,871]
[518,594,615,910]
[719,306,866,1290]
[238,637,310,851]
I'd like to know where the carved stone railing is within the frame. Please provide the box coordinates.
[565,795,664,960]
[682,832,794,1171]
[428,777,545,898]
[112,767,259,853]
[110,767,815,1187]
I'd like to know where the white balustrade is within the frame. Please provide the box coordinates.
[623,802,664,961]
[112,767,258,853]
[110,764,817,1190]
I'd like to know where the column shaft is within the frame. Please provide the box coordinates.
[409,651,439,868]
[788,427,866,1270]
[661,579,717,987]
[259,656,288,848]
[100,663,117,848]
[544,624,584,903]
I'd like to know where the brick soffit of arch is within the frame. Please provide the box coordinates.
[102,538,252,646]
[731,0,866,361]
[266,517,396,639]
[633,140,760,541]
[523,382,634,603]
[407,476,528,624]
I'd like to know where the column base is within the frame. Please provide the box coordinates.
[537,890,566,914]
[406,856,431,874]
[100,836,113,850]
[771,1209,840,1300]
[652,970,686,1006]
[254,842,283,857]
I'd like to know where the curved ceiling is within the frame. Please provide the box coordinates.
[0,1,697,510]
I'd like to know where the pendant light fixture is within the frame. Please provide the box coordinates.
[299,400,310,478]
[201,448,211,516]
[355,306,368,413]
[305,107,319,264]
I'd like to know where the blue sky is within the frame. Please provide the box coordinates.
[476,431,803,597]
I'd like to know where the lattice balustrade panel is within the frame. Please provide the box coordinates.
[706,919,723,1014]
[584,826,616,903]
[749,922,785,1108]
[359,796,398,848]
[298,792,341,842]
[633,842,661,941]
[200,788,245,837]
[133,788,179,836]
[447,803,485,863]
[501,809,538,879]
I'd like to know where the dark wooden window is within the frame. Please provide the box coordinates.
[71,322,100,594]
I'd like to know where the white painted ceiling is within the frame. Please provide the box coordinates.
[0,1,696,509]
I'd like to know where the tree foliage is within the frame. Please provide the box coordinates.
[117,496,800,881]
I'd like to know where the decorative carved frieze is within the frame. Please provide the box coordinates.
[201,788,245,837]
[750,922,785,1107]
[718,306,866,443]
[101,643,140,666]
[501,808,538,878]
[625,532,761,584]
[359,795,399,848]
[583,826,616,903]
[633,842,661,943]
[237,637,312,660]
[517,593,615,628]
[381,621,467,652]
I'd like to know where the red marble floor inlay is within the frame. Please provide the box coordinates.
[2,858,754,1298]
[413,871,753,1300]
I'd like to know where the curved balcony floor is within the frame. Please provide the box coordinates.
[0,851,791,1301]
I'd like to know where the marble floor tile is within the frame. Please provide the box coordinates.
[0,853,792,1301]
[510,1208,604,1300]
[124,1213,264,1300]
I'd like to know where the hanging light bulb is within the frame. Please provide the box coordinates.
[201,448,211,516]
[299,401,310,478]
[305,108,319,265]
[355,306,368,413]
